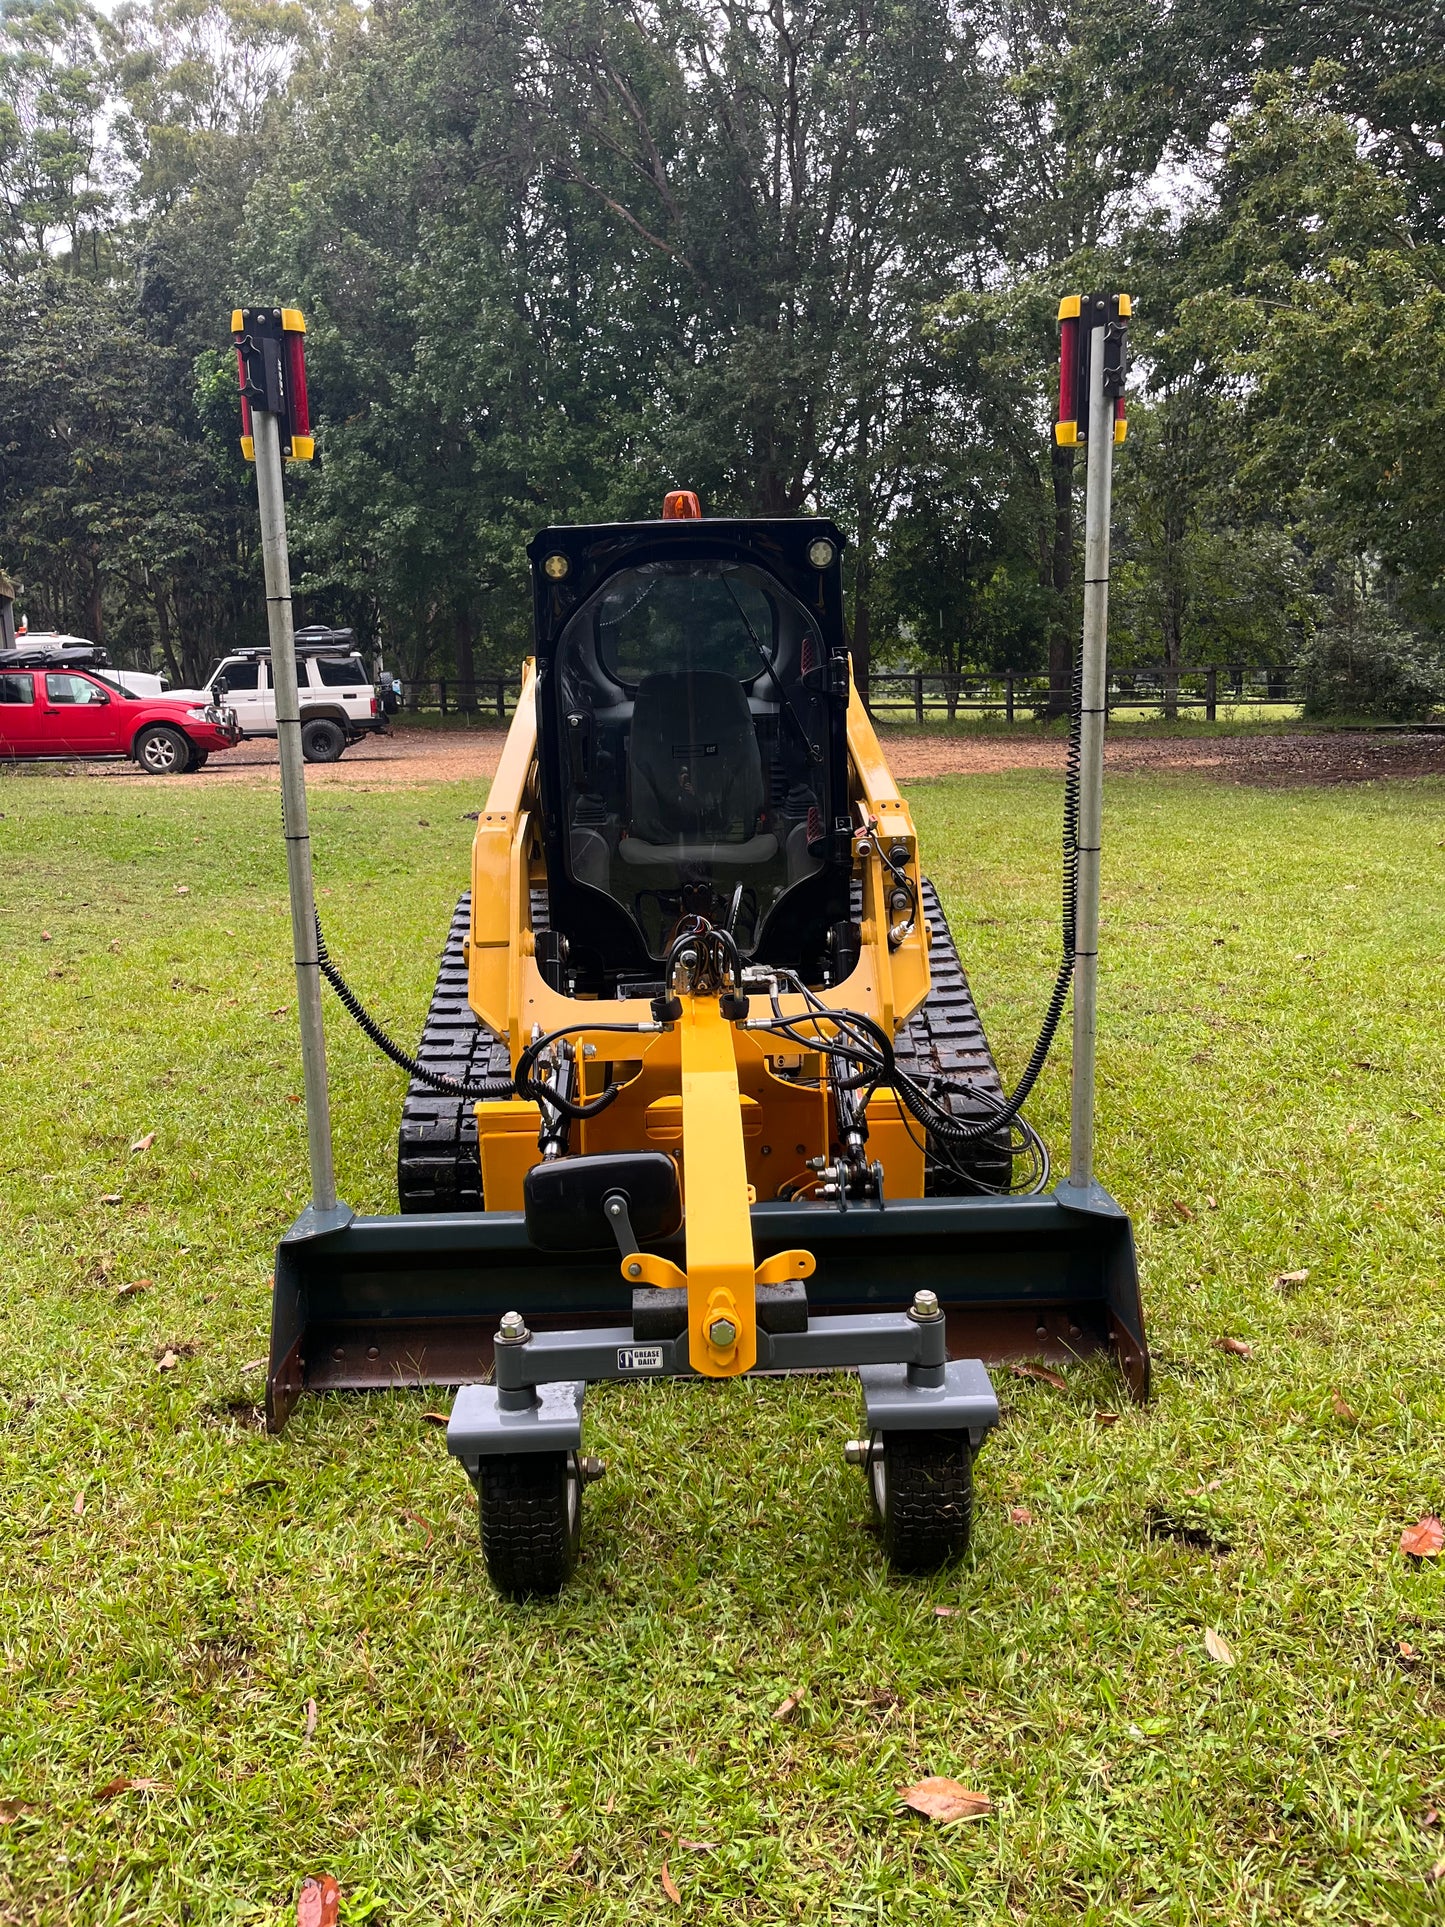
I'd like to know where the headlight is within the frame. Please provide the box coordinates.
[186,707,212,721]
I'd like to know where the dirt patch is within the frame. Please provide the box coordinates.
[24,723,1445,790]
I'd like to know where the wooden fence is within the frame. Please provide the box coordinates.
[397,665,1303,724]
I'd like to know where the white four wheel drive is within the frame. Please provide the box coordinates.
[184,628,389,762]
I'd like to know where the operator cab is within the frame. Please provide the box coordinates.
[530,507,855,989]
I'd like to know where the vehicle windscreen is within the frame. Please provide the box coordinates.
[554,559,831,961]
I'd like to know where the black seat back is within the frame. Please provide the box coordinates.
[628,671,763,845]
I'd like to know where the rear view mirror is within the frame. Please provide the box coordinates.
[524,1151,681,1252]
[212,677,229,701]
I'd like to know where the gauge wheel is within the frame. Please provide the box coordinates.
[133,724,190,775]
[868,1429,974,1574]
[477,1451,582,1598]
[301,718,346,763]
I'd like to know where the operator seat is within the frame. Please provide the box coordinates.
[617,670,779,867]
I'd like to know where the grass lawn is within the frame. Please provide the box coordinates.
[1,763,1443,1925]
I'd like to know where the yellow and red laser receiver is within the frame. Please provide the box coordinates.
[1055,293,1131,448]
[232,306,314,462]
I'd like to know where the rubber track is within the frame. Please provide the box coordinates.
[892,880,1013,1192]
[397,880,1011,1210]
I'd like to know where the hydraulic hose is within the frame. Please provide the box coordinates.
[313,915,517,1102]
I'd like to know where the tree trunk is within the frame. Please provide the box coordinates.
[86,566,104,647]
[1161,580,1184,720]
[154,593,182,685]
[454,602,478,713]
[1045,446,1075,718]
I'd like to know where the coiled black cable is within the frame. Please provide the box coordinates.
[313,914,517,1102]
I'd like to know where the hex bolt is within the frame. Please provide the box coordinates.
[708,1316,738,1349]
[909,1289,941,1321]
[496,1310,530,1343]
[577,1456,607,1484]
[626,1260,643,1279]
[843,1439,873,1467]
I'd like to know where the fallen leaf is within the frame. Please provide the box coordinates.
[1330,1391,1358,1421]
[562,1846,584,1872]
[933,1605,959,1618]
[0,1799,25,1823]
[296,1876,340,1927]
[420,1411,450,1427]
[304,1698,318,1738]
[40,930,52,942]
[897,1776,992,1824]
[1401,1515,1444,1559]
[174,884,190,896]
[72,1492,85,1516]
[95,1776,170,1801]
[1009,1505,1034,1526]
[402,1511,434,1548]
[270,1005,290,1018]
[1431,1860,1445,1887]
[286,1093,303,1104]
[1094,1411,1120,1427]
[157,1350,181,1372]
[99,1193,122,1206]
[1273,1268,1309,1293]
[1205,1195,1219,1209]
[772,1688,804,1722]
[117,1278,151,1298]
[129,1132,155,1155]
[678,1838,718,1852]
[1203,1627,1235,1666]
[1422,1807,1439,1828]
[660,1861,681,1905]
[1009,1362,1067,1391]
[1171,1199,1194,1221]
[239,1357,267,1373]
[1215,1336,1253,1358]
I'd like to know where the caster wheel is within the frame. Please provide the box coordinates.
[477,1451,582,1598]
[868,1430,974,1573]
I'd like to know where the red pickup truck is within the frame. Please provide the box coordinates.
[0,650,240,773]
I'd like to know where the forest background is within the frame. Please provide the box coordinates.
[0,0,1441,716]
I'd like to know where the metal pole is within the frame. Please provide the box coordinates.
[1069,321,1115,1192]
[252,407,337,1214]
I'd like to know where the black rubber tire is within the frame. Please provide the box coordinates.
[869,1429,974,1574]
[478,1452,581,1598]
[185,748,209,772]
[301,717,346,763]
[133,724,191,775]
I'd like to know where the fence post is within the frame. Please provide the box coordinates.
[496,677,506,721]
[913,671,924,725]
[1205,666,1217,721]
[439,679,448,716]
[1005,672,1015,723]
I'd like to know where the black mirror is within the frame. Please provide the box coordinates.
[212,676,229,701]
[524,1151,681,1252]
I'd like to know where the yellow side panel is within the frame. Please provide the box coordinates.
[469,664,538,1042]
[865,1088,925,1199]
[476,1100,543,1211]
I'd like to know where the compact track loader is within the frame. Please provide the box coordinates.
[243,301,1147,1599]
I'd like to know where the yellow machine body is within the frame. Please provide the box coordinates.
[466,659,928,1378]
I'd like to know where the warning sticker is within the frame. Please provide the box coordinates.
[617,1345,665,1373]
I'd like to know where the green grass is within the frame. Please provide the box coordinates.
[2,766,1444,1925]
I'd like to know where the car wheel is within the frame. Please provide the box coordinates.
[185,748,209,773]
[301,718,346,763]
[134,725,190,775]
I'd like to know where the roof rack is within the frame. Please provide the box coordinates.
[225,625,359,662]
[0,641,112,670]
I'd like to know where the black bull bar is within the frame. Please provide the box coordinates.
[266,1182,1149,1431]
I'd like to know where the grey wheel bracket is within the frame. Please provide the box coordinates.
[860,1358,999,1447]
[448,1378,585,1469]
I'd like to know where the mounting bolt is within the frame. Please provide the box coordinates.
[843,1438,874,1467]
[626,1260,643,1279]
[909,1289,942,1321]
[577,1456,607,1484]
[496,1310,530,1343]
[707,1316,738,1349]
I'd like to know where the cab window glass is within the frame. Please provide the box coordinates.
[314,657,366,687]
[0,673,33,703]
[217,661,260,691]
[45,673,107,705]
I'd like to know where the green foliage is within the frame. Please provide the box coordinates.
[1299,602,1445,721]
